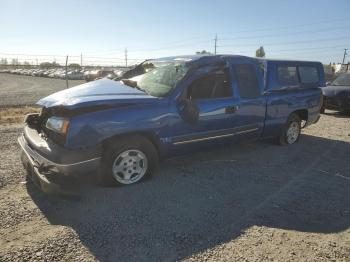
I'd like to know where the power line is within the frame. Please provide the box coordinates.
[2,44,347,64]
[219,17,350,36]
[220,25,350,41]
[228,45,349,55]
[219,36,350,48]
[2,17,347,60]
[1,45,346,61]
[85,17,350,55]
[264,45,349,53]
[0,52,77,58]
[114,35,350,54]
[85,36,210,56]
[270,49,348,56]
[6,18,344,58]
[0,52,141,61]
[127,40,211,53]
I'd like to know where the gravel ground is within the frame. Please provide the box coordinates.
[0,73,84,106]
[0,109,349,261]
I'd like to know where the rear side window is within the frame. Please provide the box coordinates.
[299,66,319,83]
[233,64,260,99]
[277,66,298,85]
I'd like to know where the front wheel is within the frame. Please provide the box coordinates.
[278,113,301,145]
[98,135,158,186]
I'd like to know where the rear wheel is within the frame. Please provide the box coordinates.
[278,113,301,145]
[98,135,158,186]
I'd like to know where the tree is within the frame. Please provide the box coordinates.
[68,63,81,69]
[40,61,61,68]
[11,58,19,65]
[255,46,265,58]
[0,58,8,65]
[196,50,211,55]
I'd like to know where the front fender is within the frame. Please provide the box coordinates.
[65,102,170,150]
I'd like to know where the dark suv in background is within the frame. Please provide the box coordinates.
[321,73,350,113]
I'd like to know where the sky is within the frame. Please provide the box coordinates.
[0,0,349,66]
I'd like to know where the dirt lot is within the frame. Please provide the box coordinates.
[0,107,40,125]
[0,75,349,261]
[0,73,84,106]
[0,107,349,261]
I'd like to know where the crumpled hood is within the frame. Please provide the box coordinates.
[37,78,155,108]
[322,85,350,97]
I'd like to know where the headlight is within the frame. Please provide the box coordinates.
[46,117,70,135]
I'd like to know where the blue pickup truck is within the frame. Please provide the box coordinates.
[18,55,324,193]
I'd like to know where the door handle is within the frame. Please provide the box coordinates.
[225,105,239,114]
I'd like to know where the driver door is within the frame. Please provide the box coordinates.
[170,67,242,146]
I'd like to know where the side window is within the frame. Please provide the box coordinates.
[188,69,232,100]
[277,66,299,85]
[299,66,319,83]
[233,64,260,99]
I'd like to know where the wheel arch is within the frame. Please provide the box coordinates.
[101,131,161,157]
[291,109,308,121]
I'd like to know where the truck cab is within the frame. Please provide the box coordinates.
[18,55,324,193]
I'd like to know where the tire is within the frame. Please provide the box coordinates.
[278,113,301,145]
[98,135,158,186]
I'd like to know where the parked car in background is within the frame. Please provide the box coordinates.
[84,69,115,81]
[84,70,98,81]
[66,70,85,80]
[18,55,324,194]
[42,69,54,77]
[0,66,112,81]
[321,73,350,113]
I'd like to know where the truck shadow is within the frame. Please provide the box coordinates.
[26,134,350,261]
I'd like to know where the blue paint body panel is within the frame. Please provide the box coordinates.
[37,55,324,159]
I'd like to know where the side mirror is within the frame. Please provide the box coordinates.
[177,97,199,123]
[326,81,331,86]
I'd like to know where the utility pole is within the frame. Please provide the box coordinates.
[214,34,218,55]
[80,53,83,67]
[65,55,68,89]
[342,48,347,65]
[125,48,128,67]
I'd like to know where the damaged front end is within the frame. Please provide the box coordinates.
[18,78,157,195]
[25,107,70,146]
[19,107,101,196]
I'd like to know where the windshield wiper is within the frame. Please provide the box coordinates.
[121,79,147,93]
